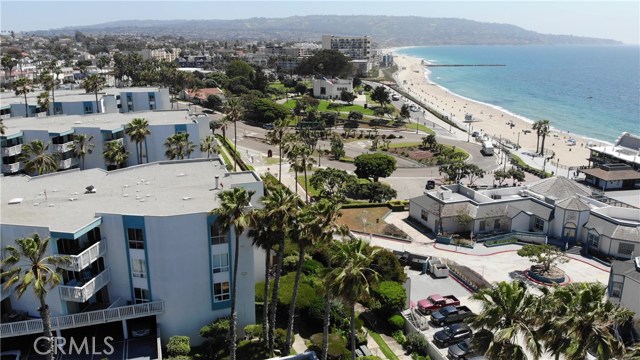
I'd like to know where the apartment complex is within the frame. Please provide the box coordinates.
[138,48,181,63]
[409,176,640,259]
[0,159,265,345]
[0,109,214,174]
[321,35,372,60]
[0,87,171,118]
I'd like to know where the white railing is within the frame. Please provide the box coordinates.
[1,162,22,173]
[60,241,107,272]
[57,158,79,169]
[55,141,74,153]
[0,300,164,338]
[1,144,23,157]
[59,269,110,303]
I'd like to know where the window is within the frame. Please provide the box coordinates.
[493,219,501,230]
[320,87,326,95]
[213,281,230,302]
[610,281,623,298]
[587,232,599,248]
[84,105,93,114]
[421,209,429,222]
[54,106,63,115]
[212,253,229,273]
[210,225,227,245]
[618,242,635,256]
[533,216,544,232]
[479,220,486,232]
[131,259,147,278]
[133,287,150,303]
[128,228,144,249]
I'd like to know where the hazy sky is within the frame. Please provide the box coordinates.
[1,1,638,44]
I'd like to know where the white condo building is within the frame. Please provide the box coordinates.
[0,87,171,119]
[0,109,217,175]
[321,35,372,60]
[0,159,265,347]
[312,78,353,100]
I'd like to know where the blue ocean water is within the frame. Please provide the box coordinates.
[397,45,640,143]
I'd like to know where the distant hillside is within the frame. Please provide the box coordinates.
[34,15,621,46]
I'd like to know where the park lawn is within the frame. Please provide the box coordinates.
[443,144,470,160]
[410,122,436,135]
[387,141,421,149]
[296,175,320,197]
[282,99,375,115]
[336,206,391,234]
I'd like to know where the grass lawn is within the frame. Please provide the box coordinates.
[387,141,421,149]
[443,144,470,160]
[336,206,391,234]
[364,325,400,360]
[282,99,375,115]
[296,175,320,197]
[265,157,281,165]
[409,122,435,135]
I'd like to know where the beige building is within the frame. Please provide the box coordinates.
[321,35,372,60]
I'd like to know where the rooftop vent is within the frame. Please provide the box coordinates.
[8,198,23,205]
[182,196,192,200]
[85,185,97,194]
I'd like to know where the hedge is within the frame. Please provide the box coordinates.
[166,336,190,357]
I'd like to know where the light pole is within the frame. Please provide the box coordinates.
[416,118,419,134]
[467,122,471,142]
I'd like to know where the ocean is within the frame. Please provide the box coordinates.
[396,45,640,143]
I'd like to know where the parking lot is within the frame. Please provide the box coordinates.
[406,269,485,360]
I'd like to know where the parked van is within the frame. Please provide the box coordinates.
[481,141,494,156]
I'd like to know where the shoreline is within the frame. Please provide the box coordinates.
[384,48,615,168]
[388,47,615,147]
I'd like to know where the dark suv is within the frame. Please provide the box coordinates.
[448,338,481,359]
[433,323,472,348]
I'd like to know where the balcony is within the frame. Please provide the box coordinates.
[55,141,74,153]
[1,144,23,157]
[60,241,107,272]
[58,158,79,169]
[2,162,23,174]
[0,300,164,338]
[59,269,110,303]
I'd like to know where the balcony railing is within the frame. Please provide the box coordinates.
[60,241,107,272]
[59,269,110,303]
[1,144,23,157]
[57,158,79,169]
[55,141,74,153]
[0,300,164,338]
[2,162,23,173]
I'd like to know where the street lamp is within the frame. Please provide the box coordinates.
[467,122,471,142]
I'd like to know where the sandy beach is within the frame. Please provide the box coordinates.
[391,54,594,169]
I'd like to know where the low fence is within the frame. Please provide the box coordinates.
[476,231,546,245]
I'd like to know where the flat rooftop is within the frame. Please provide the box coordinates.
[0,87,163,104]
[1,110,203,136]
[1,159,262,234]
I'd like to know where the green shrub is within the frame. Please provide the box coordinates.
[302,258,324,276]
[167,356,192,360]
[199,317,230,339]
[282,254,300,272]
[308,297,350,332]
[371,249,407,283]
[392,330,406,346]
[166,336,190,357]
[277,272,318,311]
[372,281,407,314]
[411,354,430,360]
[243,324,262,340]
[382,224,409,239]
[309,333,349,360]
[406,333,428,356]
[274,328,287,353]
[357,356,383,360]
[387,315,405,331]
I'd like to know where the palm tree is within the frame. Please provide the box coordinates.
[1,234,70,360]
[261,188,300,356]
[70,134,94,169]
[286,138,315,203]
[200,135,218,158]
[19,140,59,175]
[224,98,245,171]
[37,91,51,115]
[13,78,33,118]
[83,74,107,113]
[45,61,62,104]
[247,209,278,351]
[468,281,543,360]
[210,187,255,360]
[540,283,632,360]
[125,118,151,164]
[538,119,551,156]
[265,119,289,182]
[164,132,196,160]
[327,238,380,360]
[103,141,129,170]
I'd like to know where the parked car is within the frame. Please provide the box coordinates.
[431,305,473,326]
[471,131,480,137]
[433,323,473,348]
[391,94,400,101]
[417,294,461,315]
[448,338,481,359]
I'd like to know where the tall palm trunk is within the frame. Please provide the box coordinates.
[262,245,271,348]
[350,303,357,360]
[303,160,309,203]
[95,91,100,113]
[229,232,241,360]
[285,244,306,355]
[268,234,285,355]
[278,143,283,183]
[535,134,540,153]
[540,134,547,156]
[138,141,143,164]
[233,122,238,171]
[39,298,55,360]
[293,168,298,195]
[321,290,331,360]
[24,93,29,118]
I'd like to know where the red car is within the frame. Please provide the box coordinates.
[417,294,460,315]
